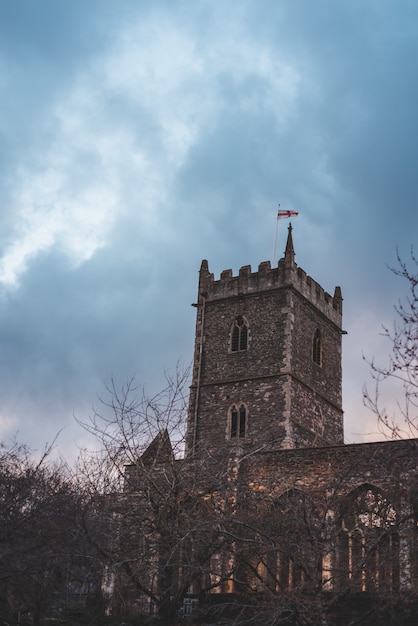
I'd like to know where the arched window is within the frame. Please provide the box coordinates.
[312,329,322,365]
[338,486,399,592]
[240,490,323,595]
[262,490,319,592]
[231,315,249,352]
[228,404,247,439]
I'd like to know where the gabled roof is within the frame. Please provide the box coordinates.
[141,429,173,465]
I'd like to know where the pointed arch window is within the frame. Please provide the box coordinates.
[338,486,399,592]
[312,329,322,366]
[231,315,249,352]
[267,490,319,591]
[228,404,247,439]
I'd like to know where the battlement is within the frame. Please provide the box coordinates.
[198,258,342,325]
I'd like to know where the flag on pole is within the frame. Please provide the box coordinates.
[272,204,298,265]
[277,208,299,219]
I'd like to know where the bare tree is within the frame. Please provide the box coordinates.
[78,364,418,625]
[78,365,238,625]
[194,441,418,626]
[0,439,98,624]
[78,366,190,488]
[364,249,418,439]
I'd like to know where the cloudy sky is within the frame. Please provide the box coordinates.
[0,0,417,458]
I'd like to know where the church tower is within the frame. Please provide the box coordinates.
[186,225,344,457]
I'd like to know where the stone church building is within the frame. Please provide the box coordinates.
[122,224,418,624]
[183,225,417,612]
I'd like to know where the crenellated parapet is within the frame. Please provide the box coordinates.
[198,257,343,327]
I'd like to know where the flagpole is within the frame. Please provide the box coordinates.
[272,205,280,266]
[273,205,299,266]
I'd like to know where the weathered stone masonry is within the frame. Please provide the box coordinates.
[122,223,418,621]
[186,224,344,456]
[184,223,418,599]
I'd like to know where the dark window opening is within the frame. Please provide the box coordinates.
[313,329,322,365]
[230,404,247,439]
[231,316,249,352]
[239,405,246,437]
[231,407,238,438]
[231,327,239,352]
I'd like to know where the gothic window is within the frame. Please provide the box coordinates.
[209,553,234,593]
[313,329,322,366]
[267,490,318,592]
[228,404,247,439]
[231,315,249,352]
[338,485,399,592]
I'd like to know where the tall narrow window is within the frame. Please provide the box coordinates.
[229,404,247,439]
[231,316,249,352]
[313,329,322,366]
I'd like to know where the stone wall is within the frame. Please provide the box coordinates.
[186,248,344,454]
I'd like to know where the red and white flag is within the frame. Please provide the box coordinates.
[277,208,299,219]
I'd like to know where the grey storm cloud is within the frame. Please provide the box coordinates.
[0,0,417,456]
